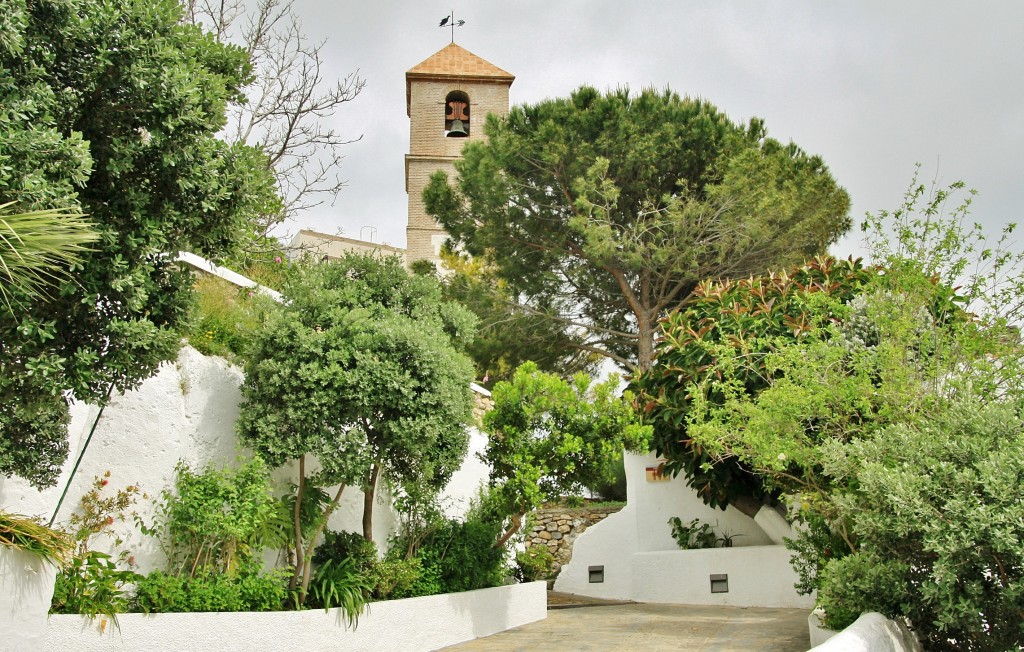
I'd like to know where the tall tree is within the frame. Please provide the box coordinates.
[0,0,279,488]
[237,255,476,597]
[425,86,851,372]
[181,0,365,245]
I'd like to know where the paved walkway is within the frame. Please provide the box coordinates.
[440,596,811,651]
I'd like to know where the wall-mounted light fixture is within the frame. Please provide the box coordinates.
[589,565,604,583]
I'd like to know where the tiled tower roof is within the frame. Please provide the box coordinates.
[406,43,515,81]
[406,43,514,112]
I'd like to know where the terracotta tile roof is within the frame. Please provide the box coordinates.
[406,43,514,82]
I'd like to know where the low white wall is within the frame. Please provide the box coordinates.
[808,612,922,652]
[0,346,490,573]
[630,547,813,608]
[555,451,806,608]
[45,581,547,652]
[0,547,59,652]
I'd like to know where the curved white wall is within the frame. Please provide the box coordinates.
[0,346,490,572]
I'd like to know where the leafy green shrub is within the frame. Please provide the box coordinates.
[50,473,141,620]
[51,551,141,618]
[587,453,627,502]
[667,517,717,550]
[415,517,506,594]
[516,546,555,582]
[143,458,280,577]
[312,530,377,571]
[366,558,421,599]
[313,529,421,600]
[133,563,289,613]
[806,403,1024,650]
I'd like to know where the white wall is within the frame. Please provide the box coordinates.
[0,346,490,572]
[808,612,923,652]
[555,451,809,608]
[0,547,58,652]
[45,581,547,652]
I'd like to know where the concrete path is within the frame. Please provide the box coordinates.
[440,601,811,651]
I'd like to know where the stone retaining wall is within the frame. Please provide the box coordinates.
[525,504,624,575]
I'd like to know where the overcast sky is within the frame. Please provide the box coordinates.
[280,1,1023,261]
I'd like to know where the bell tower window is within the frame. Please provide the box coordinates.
[445,90,470,138]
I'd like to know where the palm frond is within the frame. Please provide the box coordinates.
[0,202,98,310]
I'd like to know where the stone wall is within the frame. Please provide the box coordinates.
[525,504,624,575]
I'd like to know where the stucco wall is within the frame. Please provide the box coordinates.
[45,580,547,652]
[808,612,923,652]
[554,451,808,607]
[0,547,58,652]
[0,346,489,572]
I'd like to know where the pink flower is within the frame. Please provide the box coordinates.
[274,256,282,264]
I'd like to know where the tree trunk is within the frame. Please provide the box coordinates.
[289,454,306,594]
[361,462,380,542]
[636,311,656,373]
[494,512,524,549]
[298,482,348,602]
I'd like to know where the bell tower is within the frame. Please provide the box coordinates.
[405,43,514,266]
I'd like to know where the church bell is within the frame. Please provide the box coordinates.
[446,119,468,137]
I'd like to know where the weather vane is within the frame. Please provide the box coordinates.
[438,11,466,43]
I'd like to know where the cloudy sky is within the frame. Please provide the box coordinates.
[280,1,1023,261]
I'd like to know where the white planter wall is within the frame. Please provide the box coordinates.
[0,346,490,572]
[0,547,59,652]
[45,580,547,652]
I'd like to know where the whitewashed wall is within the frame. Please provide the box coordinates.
[0,547,58,652]
[0,346,490,572]
[554,451,810,608]
[45,581,547,652]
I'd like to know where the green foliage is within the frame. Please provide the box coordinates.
[587,452,628,502]
[238,254,476,601]
[425,85,850,371]
[50,472,141,620]
[0,0,279,487]
[411,517,506,595]
[809,403,1024,648]
[366,557,422,600]
[143,458,279,578]
[51,551,141,619]
[640,178,1024,648]
[667,517,717,550]
[239,254,476,490]
[516,546,555,582]
[312,529,378,572]
[133,563,290,613]
[632,256,876,511]
[0,511,73,564]
[435,250,599,385]
[185,274,277,362]
[483,362,651,544]
[306,557,371,624]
